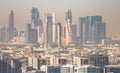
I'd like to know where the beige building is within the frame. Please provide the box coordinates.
[28,55,41,70]
[65,20,73,46]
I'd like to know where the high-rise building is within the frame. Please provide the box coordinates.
[64,9,73,46]
[92,22,106,43]
[52,12,57,43]
[57,22,62,48]
[71,24,77,42]
[31,7,43,29]
[26,24,31,43]
[8,10,15,41]
[79,16,106,44]
[9,11,14,29]
[30,29,38,44]
[26,24,38,44]
[37,26,44,44]
[63,24,66,46]
[66,9,72,24]
[45,13,53,47]
[79,17,86,43]
[65,20,74,45]
[31,7,44,44]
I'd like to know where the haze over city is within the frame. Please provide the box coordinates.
[0,0,120,35]
[1,0,120,73]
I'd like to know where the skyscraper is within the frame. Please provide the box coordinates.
[8,10,15,41]
[92,22,106,43]
[45,13,53,47]
[26,24,38,44]
[31,7,42,28]
[79,17,87,43]
[31,7,43,44]
[66,9,72,24]
[26,24,31,43]
[9,11,14,28]
[65,20,74,45]
[57,22,62,48]
[52,12,57,43]
[71,24,77,42]
[62,9,73,46]
[79,16,106,44]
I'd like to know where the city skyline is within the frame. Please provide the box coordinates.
[0,1,120,73]
[0,0,120,36]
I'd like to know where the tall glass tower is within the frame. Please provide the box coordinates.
[46,13,53,46]
[66,9,72,24]
[8,10,15,41]
[9,11,14,28]
[31,7,42,29]
[31,7,43,44]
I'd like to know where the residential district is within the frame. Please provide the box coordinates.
[0,7,120,73]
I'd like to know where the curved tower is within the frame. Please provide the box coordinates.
[65,20,73,45]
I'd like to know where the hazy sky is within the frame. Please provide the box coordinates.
[0,0,120,35]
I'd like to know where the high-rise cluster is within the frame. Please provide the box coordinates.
[0,8,107,48]
[26,7,43,44]
[1,7,120,73]
[0,10,18,42]
[79,16,106,44]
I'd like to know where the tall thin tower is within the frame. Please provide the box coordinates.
[52,12,57,43]
[9,11,14,28]
[57,22,62,48]
[44,13,53,48]
[8,10,14,41]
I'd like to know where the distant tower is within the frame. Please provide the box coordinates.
[52,12,57,43]
[64,9,73,46]
[66,9,72,24]
[31,7,43,44]
[65,20,73,45]
[8,10,15,41]
[26,24,31,43]
[45,13,53,47]
[9,11,14,28]
[26,24,38,44]
[44,23,48,48]
[31,7,42,29]
[57,22,62,48]
[70,24,77,42]
[79,17,86,43]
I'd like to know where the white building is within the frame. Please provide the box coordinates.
[61,64,75,73]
